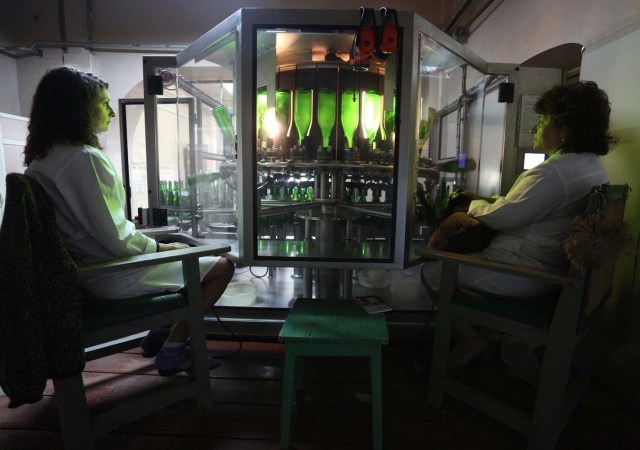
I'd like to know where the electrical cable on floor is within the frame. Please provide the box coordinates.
[411,302,436,378]
[234,265,251,274]
[210,307,243,358]
[209,264,270,357]
[249,266,269,278]
[418,302,436,340]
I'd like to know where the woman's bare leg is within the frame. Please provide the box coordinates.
[166,257,235,343]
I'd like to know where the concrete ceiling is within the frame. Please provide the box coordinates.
[0,0,498,57]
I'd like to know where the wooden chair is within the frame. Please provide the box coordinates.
[0,173,230,450]
[416,184,630,450]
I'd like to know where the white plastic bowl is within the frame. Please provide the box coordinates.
[218,282,257,306]
[357,270,391,289]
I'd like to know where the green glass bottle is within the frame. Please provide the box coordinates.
[212,105,234,141]
[294,89,312,145]
[318,89,336,148]
[166,181,174,207]
[256,91,268,143]
[173,180,180,208]
[341,89,359,149]
[362,90,382,143]
[159,180,167,206]
[275,89,291,138]
[382,95,396,141]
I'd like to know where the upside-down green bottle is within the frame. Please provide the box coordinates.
[294,89,312,145]
[341,89,359,149]
[318,88,336,148]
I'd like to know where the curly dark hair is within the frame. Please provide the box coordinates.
[23,66,109,166]
[534,81,614,156]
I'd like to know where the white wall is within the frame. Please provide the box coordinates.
[466,0,640,65]
[0,54,19,116]
[585,26,640,404]
[0,112,29,222]
[84,52,158,169]
[15,47,102,116]
[9,49,153,173]
[581,24,640,338]
[0,55,22,227]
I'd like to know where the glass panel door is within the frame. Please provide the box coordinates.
[119,98,194,223]
[253,26,400,263]
[410,33,493,252]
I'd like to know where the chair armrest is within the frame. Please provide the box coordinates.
[77,244,231,279]
[415,247,578,287]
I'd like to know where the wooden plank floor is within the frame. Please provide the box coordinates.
[1,337,639,450]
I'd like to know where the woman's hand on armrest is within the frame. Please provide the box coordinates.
[157,242,190,252]
[461,191,497,204]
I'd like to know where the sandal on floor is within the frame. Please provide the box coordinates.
[140,328,171,358]
[155,345,220,376]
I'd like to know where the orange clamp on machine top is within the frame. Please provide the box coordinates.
[373,7,399,61]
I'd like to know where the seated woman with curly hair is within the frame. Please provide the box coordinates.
[422,81,614,372]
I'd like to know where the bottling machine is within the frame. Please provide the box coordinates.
[127,8,561,303]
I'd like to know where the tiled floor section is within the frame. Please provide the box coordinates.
[1,339,639,450]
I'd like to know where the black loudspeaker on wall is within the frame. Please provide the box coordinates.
[498,82,515,103]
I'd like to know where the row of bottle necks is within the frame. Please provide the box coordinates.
[158,180,185,208]
[260,184,392,203]
[156,177,394,217]
[161,184,392,205]
[157,179,234,210]
[257,143,393,164]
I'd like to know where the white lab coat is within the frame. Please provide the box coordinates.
[423,151,608,297]
[26,143,218,299]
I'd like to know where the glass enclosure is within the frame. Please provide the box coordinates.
[144,36,239,242]
[138,9,520,273]
[409,33,494,255]
[138,10,505,268]
[174,56,237,239]
[252,26,399,264]
[133,9,564,306]
[120,98,196,222]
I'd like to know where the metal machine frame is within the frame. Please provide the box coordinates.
[137,9,560,300]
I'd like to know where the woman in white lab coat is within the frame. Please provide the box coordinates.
[422,81,613,372]
[24,66,234,375]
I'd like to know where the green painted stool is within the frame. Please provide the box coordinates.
[278,298,389,450]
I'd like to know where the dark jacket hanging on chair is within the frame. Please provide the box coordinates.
[0,173,84,408]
